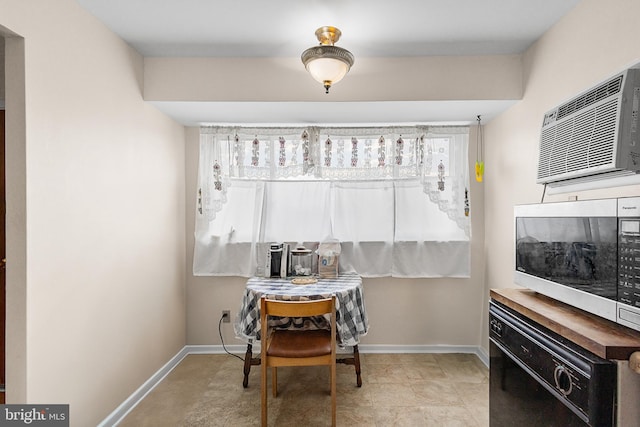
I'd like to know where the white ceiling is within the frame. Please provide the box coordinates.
[75,0,582,125]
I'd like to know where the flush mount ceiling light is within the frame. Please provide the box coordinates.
[301,26,355,94]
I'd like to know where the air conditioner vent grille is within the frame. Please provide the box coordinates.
[537,127,555,179]
[589,100,618,166]
[556,75,623,120]
[565,109,593,172]
[537,98,619,180]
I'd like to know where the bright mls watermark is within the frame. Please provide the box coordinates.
[0,405,69,426]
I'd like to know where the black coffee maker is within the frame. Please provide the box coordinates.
[268,243,289,278]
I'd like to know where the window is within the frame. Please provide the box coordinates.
[194,126,470,278]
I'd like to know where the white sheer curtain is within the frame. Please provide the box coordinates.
[331,181,395,276]
[420,127,471,236]
[194,125,470,278]
[193,180,264,277]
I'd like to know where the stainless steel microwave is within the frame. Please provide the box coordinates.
[514,197,640,332]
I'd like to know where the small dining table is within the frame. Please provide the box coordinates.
[234,272,369,387]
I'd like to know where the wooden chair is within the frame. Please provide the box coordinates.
[260,295,337,427]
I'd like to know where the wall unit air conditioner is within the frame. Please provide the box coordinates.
[537,68,640,187]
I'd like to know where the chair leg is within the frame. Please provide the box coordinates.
[330,363,336,427]
[261,360,267,426]
[354,345,362,387]
[272,367,278,397]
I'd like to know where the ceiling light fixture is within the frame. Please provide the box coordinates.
[301,26,354,94]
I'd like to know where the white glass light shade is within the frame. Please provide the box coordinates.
[306,57,350,86]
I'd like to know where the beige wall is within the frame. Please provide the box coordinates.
[482,0,640,349]
[185,126,486,349]
[1,1,186,425]
[145,55,522,102]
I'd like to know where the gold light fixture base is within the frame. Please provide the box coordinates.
[315,26,342,46]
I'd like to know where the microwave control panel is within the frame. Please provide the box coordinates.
[619,217,640,307]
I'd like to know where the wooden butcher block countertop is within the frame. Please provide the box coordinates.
[490,288,640,360]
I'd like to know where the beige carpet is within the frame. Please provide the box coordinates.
[118,352,489,427]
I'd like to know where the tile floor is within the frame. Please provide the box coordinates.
[117,352,489,427]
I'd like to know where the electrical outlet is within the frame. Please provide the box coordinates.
[222,310,231,323]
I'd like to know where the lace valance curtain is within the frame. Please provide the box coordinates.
[194,125,471,278]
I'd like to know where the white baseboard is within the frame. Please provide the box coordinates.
[98,347,191,427]
[476,345,489,367]
[363,344,489,368]
[101,343,489,426]
[188,343,489,359]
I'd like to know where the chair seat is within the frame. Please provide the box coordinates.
[267,329,332,358]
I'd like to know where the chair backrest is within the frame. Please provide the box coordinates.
[260,296,337,347]
[262,297,335,319]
